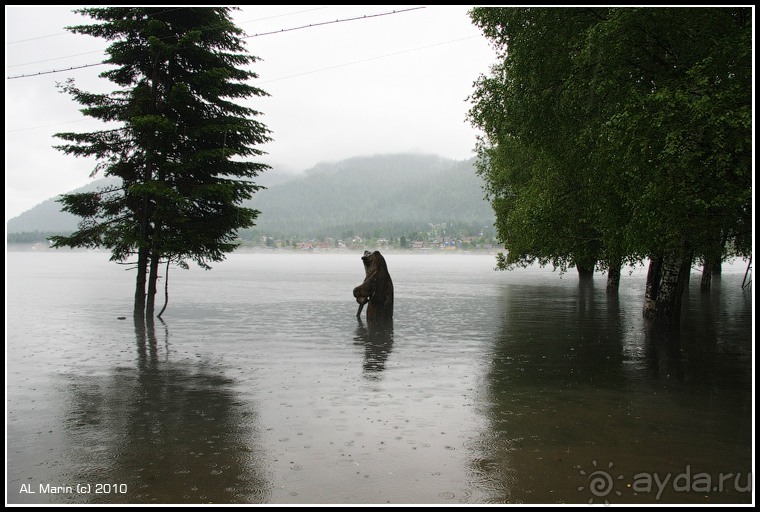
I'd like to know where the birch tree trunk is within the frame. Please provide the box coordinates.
[642,256,662,319]
[654,252,690,328]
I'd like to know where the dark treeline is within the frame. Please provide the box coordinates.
[8,231,68,244]
[468,7,752,328]
[241,220,497,246]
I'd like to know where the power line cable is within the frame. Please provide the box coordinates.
[6,6,454,134]
[7,50,108,69]
[8,62,107,78]
[5,6,329,45]
[6,33,478,134]
[241,6,425,39]
[5,6,189,45]
[6,6,425,79]
[5,7,328,71]
[259,35,478,84]
[6,31,68,45]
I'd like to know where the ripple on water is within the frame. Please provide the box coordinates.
[5,254,753,505]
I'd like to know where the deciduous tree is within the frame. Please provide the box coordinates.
[468,7,751,327]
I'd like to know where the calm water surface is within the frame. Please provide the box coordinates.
[5,251,754,504]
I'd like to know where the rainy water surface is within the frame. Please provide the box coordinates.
[6,251,753,504]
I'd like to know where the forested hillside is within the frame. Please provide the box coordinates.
[245,154,495,239]
[8,153,495,242]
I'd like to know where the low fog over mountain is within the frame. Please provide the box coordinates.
[7,153,495,241]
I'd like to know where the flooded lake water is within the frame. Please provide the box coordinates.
[5,251,754,505]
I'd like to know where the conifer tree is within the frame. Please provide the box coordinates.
[49,7,271,318]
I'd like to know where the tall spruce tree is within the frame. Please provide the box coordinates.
[49,7,271,319]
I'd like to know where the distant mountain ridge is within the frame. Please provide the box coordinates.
[7,153,495,239]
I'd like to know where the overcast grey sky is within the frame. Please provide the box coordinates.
[5,5,497,222]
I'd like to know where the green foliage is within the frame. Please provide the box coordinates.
[469,8,608,273]
[468,7,752,276]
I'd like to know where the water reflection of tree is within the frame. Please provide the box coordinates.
[488,280,627,390]
[59,317,270,504]
[465,280,628,503]
[353,318,394,378]
[677,274,754,392]
[469,277,752,504]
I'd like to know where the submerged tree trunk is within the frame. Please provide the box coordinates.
[606,257,622,293]
[701,231,728,291]
[146,215,163,317]
[700,259,714,292]
[643,256,662,319]
[157,259,170,319]
[741,255,752,289]
[146,252,160,318]
[713,230,728,277]
[700,251,724,292]
[681,258,692,291]
[134,246,148,318]
[576,260,595,282]
[134,167,154,319]
[654,252,691,328]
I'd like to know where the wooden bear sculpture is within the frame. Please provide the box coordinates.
[353,250,394,324]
